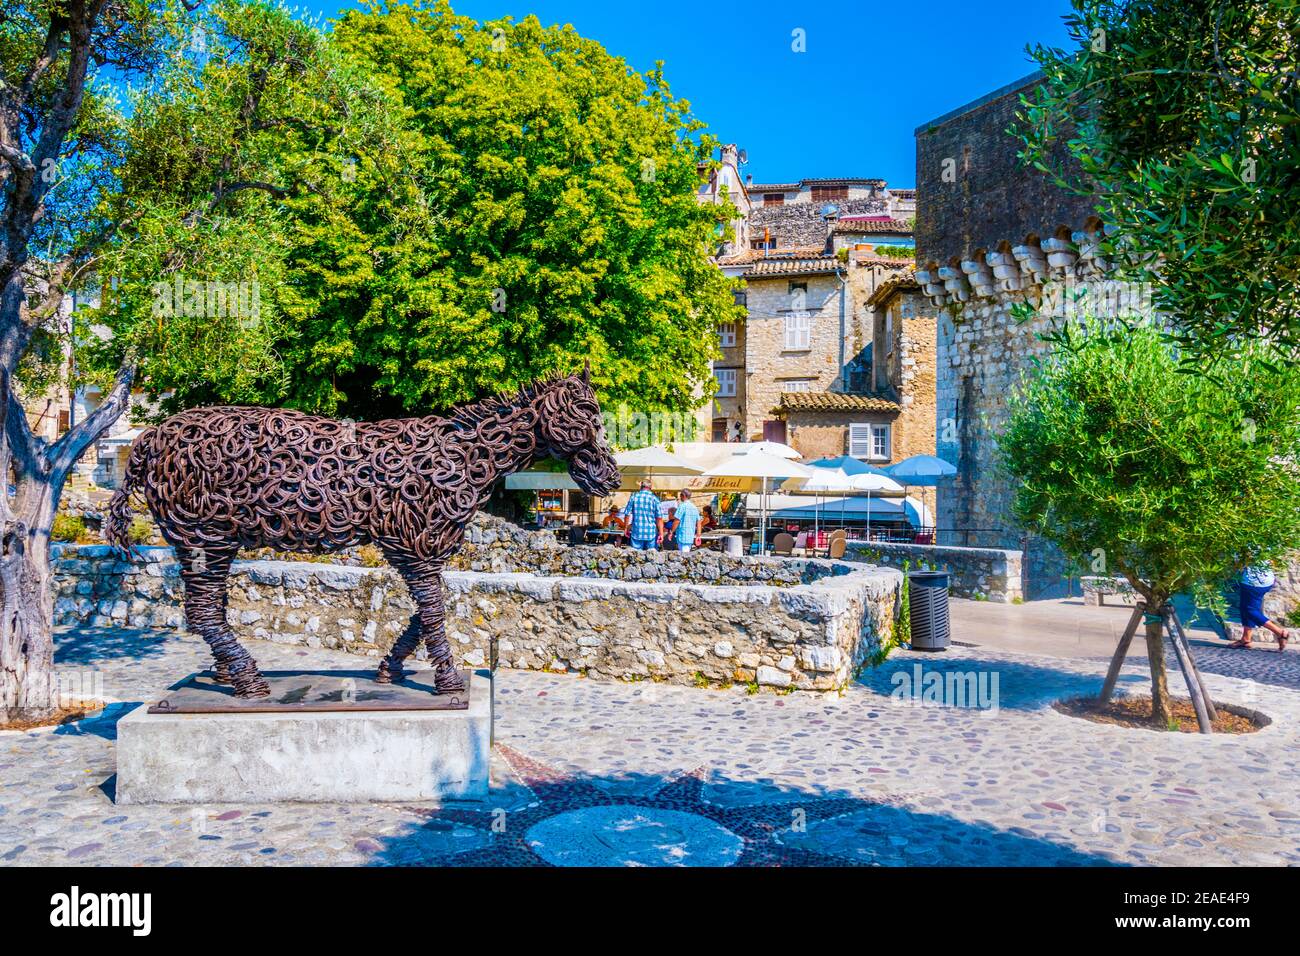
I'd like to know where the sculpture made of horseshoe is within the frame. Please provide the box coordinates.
[104,367,621,699]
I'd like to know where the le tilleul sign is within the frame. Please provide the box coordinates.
[686,475,755,493]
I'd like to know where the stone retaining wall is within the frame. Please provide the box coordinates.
[51,545,901,692]
[844,540,1023,603]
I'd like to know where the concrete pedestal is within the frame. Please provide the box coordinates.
[116,672,491,804]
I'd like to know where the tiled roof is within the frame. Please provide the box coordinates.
[775,392,902,414]
[747,177,891,193]
[834,217,913,235]
[865,272,920,307]
[744,256,844,278]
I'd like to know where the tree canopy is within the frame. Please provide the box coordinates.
[999,317,1300,720]
[90,1,741,421]
[1017,0,1300,360]
[1001,319,1300,600]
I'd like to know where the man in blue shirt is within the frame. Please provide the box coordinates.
[622,480,663,551]
[672,490,702,553]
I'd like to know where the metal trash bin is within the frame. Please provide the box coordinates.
[908,570,951,651]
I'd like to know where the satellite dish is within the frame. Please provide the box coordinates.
[738,149,748,165]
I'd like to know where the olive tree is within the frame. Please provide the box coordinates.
[999,319,1300,725]
[0,0,387,722]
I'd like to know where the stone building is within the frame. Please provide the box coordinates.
[914,71,1117,596]
[698,144,753,256]
[18,289,159,493]
[700,155,934,461]
[745,176,914,250]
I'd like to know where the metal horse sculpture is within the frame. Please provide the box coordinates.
[103,369,621,699]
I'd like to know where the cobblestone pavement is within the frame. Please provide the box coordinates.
[1,626,1297,866]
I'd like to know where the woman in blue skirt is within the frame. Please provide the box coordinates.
[1230,564,1290,651]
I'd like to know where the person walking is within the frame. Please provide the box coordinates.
[1231,563,1290,651]
[672,490,703,554]
[623,480,663,551]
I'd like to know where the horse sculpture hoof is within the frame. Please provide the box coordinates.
[212,662,234,686]
[433,665,466,694]
[374,659,406,684]
[231,668,272,699]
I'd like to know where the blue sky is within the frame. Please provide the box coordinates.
[301,0,1078,188]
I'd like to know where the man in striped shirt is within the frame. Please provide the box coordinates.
[622,480,663,551]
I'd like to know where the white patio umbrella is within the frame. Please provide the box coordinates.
[738,440,802,460]
[846,470,905,540]
[780,467,857,543]
[701,451,812,552]
[614,446,703,487]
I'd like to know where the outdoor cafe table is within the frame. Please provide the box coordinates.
[585,528,627,546]
[699,529,753,551]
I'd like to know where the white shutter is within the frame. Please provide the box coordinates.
[848,423,872,458]
[714,368,737,397]
[784,312,811,350]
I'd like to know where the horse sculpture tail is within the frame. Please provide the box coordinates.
[104,426,158,556]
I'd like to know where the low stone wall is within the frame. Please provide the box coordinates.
[843,540,1023,603]
[451,514,815,585]
[51,544,900,692]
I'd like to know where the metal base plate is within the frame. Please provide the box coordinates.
[147,669,472,715]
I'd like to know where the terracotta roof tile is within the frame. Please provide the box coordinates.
[834,217,913,235]
[775,392,902,414]
[865,272,920,307]
[744,256,843,278]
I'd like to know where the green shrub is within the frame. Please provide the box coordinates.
[127,517,153,545]
[52,513,96,544]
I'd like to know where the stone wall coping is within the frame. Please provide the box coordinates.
[846,541,1023,562]
[445,563,900,612]
[52,543,901,621]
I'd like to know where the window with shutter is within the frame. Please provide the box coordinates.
[718,322,737,348]
[713,368,737,397]
[784,312,811,350]
[849,423,891,461]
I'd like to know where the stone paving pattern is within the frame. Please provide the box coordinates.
[1,625,1298,866]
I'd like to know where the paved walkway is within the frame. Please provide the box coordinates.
[2,616,1298,867]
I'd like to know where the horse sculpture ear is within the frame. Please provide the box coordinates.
[580,359,591,385]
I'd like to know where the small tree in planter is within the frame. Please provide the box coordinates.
[999,319,1300,727]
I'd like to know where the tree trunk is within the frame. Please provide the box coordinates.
[0,359,133,724]
[1143,605,1173,728]
[0,476,60,724]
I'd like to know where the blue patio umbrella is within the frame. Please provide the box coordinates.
[808,456,894,478]
[885,455,955,536]
[884,454,956,485]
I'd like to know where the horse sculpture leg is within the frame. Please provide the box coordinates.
[375,557,466,693]
[176,543,271,699]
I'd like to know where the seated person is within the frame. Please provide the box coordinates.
[601,505,627,532]
[700,505,719,532]
[660,506,679,551]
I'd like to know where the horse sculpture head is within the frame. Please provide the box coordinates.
[538,364,621,498]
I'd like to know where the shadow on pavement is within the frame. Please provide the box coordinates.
[366,750,1121,867]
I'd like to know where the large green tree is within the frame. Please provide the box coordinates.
[1018,0,1300,359]
[0,0,383,722]
[999,319,1300,725]
[259,0,740,420]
